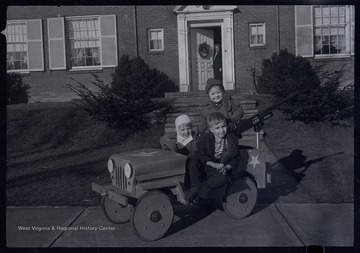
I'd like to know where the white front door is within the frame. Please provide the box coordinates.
[190,28,214,91]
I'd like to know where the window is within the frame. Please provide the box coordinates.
[3,19,44,72]
[67,17,101,68]
[47,15,117,70]
[295,5,354,58]
[314,5,346,55]
[249,23,266,47]
[148,29,164,52]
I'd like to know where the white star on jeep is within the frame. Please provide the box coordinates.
[249,154,261,170]
[127,151,159,157]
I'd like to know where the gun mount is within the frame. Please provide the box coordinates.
[233,90,303,145]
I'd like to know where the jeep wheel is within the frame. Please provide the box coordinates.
[101,196,131,224]
[131,191,174,241]
[222,177,258,219]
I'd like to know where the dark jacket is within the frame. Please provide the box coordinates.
[198,94,244,133]
[176,133,198,156]
[195,132,239,169]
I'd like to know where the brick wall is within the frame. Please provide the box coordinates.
[6,6,138,102]
[136,5,179,86]
[6,5,354,102]
[233,6,278,92]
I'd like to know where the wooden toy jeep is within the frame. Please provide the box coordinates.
[92,147,271,241]
[91,91,304,241]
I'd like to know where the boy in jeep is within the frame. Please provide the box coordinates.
[185,112,239,204]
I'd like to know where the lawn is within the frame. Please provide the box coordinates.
[6,97,354,206]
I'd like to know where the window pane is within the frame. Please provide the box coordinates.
[330,27,338,35]
[258,26,264,35]
[315,17,322,25]
[251,35,256,44]
[149,29,163,50]
[5,22,28,70]
[323,6,330,16]
[338,35,346,53]
[67,17,101,67]
[339,6,345,15]
[314,6,321,16]
[323,17,330,25]
[314,36,322,54]
[330,6,338,15]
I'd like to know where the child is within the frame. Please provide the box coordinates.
[160,114,198,156]
[185,112,239,204]
[198,78,244,135]
[160,115,198,190]
[173,114,198,156]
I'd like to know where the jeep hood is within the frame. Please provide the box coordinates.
[111,149,187,182]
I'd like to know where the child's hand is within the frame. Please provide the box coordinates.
[206,161,224,170]
[219,164,232,175]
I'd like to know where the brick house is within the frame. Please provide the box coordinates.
[4,5,355,102]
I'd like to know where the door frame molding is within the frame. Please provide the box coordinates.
[176,8,236,92]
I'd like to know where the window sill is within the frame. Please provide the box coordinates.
[7,70,30,76]
[148,50,165,55]
[67,68,103,74]
[313,54,352,61]
[249,45,266,50]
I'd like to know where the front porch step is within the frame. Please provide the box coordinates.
[165,90,247,98]
[163,93,262,141]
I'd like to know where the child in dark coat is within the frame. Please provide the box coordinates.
[198,78,244,135]
[185,112,239,204]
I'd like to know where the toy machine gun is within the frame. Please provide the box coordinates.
[233,90,303,148]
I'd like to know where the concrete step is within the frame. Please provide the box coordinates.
[170,97,257,110]
[163,92,260,141]
[165,90,250,98]
[164,127,264,141]
[166,109,257,122]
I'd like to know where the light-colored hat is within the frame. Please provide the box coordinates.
[175,115,193,146]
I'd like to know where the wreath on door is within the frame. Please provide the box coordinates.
[198,42,211,59]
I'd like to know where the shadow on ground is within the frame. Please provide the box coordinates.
[254,149,344,213]
[166,204,217,237]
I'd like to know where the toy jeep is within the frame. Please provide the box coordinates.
[92,91,302,241]
[92,147,271,241]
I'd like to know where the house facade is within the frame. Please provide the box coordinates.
[4,5,355,102]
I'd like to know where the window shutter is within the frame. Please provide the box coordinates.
[100,15,117,67]
[295,6,313,57]
[350,5,355,55]
[47,17,66,70]
[27,19,44,71]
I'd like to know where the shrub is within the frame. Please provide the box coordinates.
[257,49,354,123]
[7,73,30,104]
[111,55,178,99]
[67,55,175,129]
[257,49,321,96]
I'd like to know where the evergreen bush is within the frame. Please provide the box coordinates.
[7,73,30,104]
[257,49,354,123]
[67,55,176,129]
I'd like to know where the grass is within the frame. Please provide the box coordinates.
[6,102,165,206]
[6,97,354,206]
[244,94,354,203]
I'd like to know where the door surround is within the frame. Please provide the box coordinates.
[174,5,238,92]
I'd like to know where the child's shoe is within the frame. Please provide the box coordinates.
[184,187,198,205]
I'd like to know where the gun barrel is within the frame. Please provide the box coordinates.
[233,89,303,136]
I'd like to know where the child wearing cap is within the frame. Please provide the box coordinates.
[198,78,244,135]
[160,114,198,156]
[160,114,199,190]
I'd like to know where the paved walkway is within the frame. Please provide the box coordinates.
[6,141,354,247]
[6,203,353,247]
